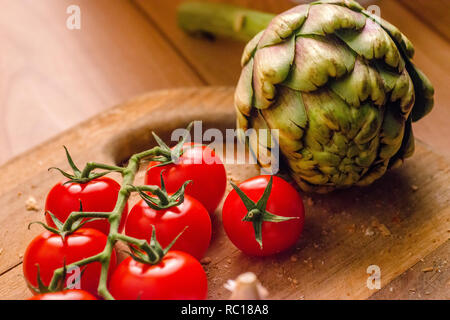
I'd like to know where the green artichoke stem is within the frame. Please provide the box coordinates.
[177,2,274,42]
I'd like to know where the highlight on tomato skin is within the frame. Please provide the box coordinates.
[23,228,117,297]
[109,251,208,300]
[222,175,305,257]
[145,143,227,214]
[45,177,128,234]
[28,289,98,300]
[125,194,212,260]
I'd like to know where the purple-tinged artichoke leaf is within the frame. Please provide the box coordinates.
[258,5,309,48]
[337,18,403,71]
[330,57,386,108]
[235,58,254,116]
[363,11,415,59]
[313,0,364,12]
[253,36,295,109]
[284,35,356,92]
[298,4,365,37]
[375,62,415,117]
[241,31,264,66]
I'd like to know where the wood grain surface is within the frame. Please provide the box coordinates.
[370,240,450,300]
[398,0,450,42]
[0,0,202,164]
[0,0,449,300]
[0,88,448,299]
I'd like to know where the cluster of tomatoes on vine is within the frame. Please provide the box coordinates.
[23,126,305,300]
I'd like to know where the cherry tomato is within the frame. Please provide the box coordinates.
[28,289,97,300]
[145,143,226,213]
[45,177,128,234]
[23,228,116,296]
[125,195,211,260]
[109,251,208,300]
[222,175,305,256]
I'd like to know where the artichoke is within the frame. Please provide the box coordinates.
[179,0,434,193]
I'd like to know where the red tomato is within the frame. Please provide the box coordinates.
[28,289,97,300]
[45,177,128,234]
[222,176,305,256]
[125,195,211,260]
[109,251,208,300]
[145,143,226,213]
[23,228,116,296]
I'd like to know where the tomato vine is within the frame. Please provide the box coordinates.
[45,123,194,300]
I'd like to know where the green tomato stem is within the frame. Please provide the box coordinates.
[80,162,125,178]
[48,253,103,291]
[62,212,111,231]
[47,145,174,299]
[134,185,170,206]
[115,233,163,264]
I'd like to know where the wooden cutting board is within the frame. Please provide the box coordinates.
[0,87,448,300]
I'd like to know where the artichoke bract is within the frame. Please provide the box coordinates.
[179,0,435,193]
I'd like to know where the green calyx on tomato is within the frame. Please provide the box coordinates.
[28,261,84,295]
[131,171,192,210]
[31,201,100,241]
[149,121,195,167]
[48,146,125,184]
[230,176,299,249]
[28,263,64,294]
[126,226,187,266]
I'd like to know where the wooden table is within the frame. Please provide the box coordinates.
[0,0,448,299]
